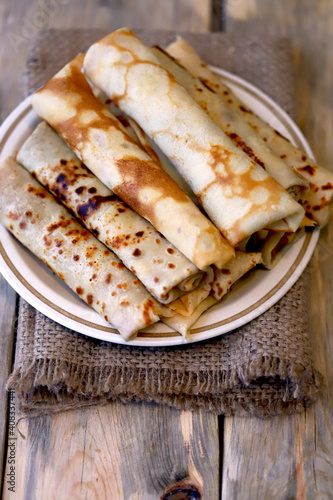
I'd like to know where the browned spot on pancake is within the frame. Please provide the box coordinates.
[135,231,144,237]
[85,245,98,258]
[216,284,223,297]
[19,221,26,229]
[199,78,216,93]
[167,248,174,254]
[73,255,80,261]
[43,235,52,246]
[75,186,86,195]
[313,197,329,211]
[223,90,229,95]
[221,269,231,275]
[110,235,125,249]
[299,164,316,176]
[143,298,157,326]
[239,105,252,113]
[86,294,93,305]
[60,159,67,165]
[8,211,20,220]
[156,238,160,244]
[226,132,265,169]
[113,156,190,226]
[105,273,112,284]
[309,182,319,193]
[111,291,116,296]
[88,187,97,194]
[58,249,63,254]
[25,211,32,218]
[322,182,333,190]
[76,286,84,295]
[78,194,118,221]
[132,248,141,257]
[117,262,125,269]
[27,184,47,198]
[154,277,159,283]
[280,154,287,159]
[168,263,175,269]
[120,300,130,307]
[301,155,307,161]
[46,219,72,232]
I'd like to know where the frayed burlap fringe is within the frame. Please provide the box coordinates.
[8,357,322,417]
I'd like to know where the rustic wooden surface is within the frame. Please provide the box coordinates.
[1,0,333,499]
[3,403,219,500]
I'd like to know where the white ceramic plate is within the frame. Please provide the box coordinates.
[0,68,319,346]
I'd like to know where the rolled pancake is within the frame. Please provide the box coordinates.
[0,158,166,340]
[17,122,204,304]
[32,55,233,271]
[163,251,262,338]
[151,46,308,197]
[166,36,333,227]
[83,28,305,246]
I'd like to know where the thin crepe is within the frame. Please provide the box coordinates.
[17,122,204,304]
[83,28,305,247]
[32,54,233,271]
[0,158,164,340]
[166,36,333,227]
[152,46,308,197]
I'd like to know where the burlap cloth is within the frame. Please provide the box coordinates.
[7,29,323,417]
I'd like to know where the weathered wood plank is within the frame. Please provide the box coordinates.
[222,1,333,498]
[2,403,219,500]
[0,279,16,494]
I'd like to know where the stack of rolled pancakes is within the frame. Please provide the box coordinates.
[1,28,332,341]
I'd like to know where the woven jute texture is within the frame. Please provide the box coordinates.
[8,29,322,417]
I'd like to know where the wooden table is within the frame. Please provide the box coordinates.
[1,1,332,498]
